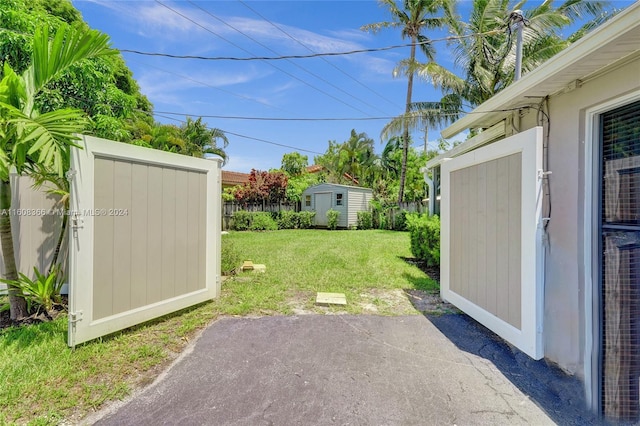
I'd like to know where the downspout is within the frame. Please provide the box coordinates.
[420,166,435,216]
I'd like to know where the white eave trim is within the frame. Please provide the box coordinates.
[424,120,506,169]
[441,1,640,139]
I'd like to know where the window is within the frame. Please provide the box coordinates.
[336,193,343,206]
[599,99,640,419]
[305,195,311,207]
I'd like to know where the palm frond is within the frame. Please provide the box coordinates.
[23,24,114,114]
[9,108,86,176]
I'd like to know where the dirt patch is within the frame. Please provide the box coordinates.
[0,297,67,330]
[404,289,460,315]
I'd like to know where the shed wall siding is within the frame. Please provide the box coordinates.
[347,190,371,227]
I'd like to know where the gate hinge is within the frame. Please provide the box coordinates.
[69,311,83,324]
[537,169,552,180]
[65,169,77,182]
[71,213,84,230]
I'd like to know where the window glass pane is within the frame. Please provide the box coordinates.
[602,100,640,226]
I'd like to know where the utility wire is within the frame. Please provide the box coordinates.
[187,0,383,117]
[119,31,502,61]
[237,0,401,113]
[154,112,323,155]
[156,0,374,117]
[154,111,395,121]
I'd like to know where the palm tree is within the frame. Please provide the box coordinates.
[180,117,228,163]
[363,0,446,204]
[382,0,610,139]
[338,129,375,183]
[0,24,113,319]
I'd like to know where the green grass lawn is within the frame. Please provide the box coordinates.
[220,229,438,315]
[0,229,437,425]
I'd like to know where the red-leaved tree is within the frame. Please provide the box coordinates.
[234,169,288,204]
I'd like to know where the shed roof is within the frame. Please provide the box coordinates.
[440,1,640,140]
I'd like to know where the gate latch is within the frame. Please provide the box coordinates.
[69,311,83,324]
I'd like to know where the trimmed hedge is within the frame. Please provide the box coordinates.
[327,209,340,230]
[231,210,316,231]
[297,211,316,229]
[356,211,373,230]
[250,212,278,231]
[406,213,440,266]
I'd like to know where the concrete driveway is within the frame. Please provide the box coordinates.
[92,314,596,425]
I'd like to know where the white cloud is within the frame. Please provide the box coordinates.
[77,0,203,38]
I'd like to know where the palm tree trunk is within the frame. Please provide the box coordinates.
[49,206,68,274]
[0,179,28,320]
[398,39,417,205]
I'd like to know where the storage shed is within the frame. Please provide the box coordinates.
[301,183,373,228]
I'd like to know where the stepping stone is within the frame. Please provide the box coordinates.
[316,292,347,306]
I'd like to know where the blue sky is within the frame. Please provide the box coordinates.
[71,1,629,173]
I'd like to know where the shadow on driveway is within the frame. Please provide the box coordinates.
[425,313,603,426]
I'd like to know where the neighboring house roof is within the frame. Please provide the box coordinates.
[434,2,640,155]
[306,164,360,185]
[303,183,373,193]
[221,170,250,187]
[306,165,324,173]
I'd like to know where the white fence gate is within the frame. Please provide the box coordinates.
[68,135,221,347]
[440,127,544,359]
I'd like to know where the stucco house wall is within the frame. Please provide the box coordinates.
[426,3,640,418]
[513,58,640,375]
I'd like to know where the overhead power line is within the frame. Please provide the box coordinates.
[153,113,324,155]
[155,0,374,117]
[237,0,401,112]
[154,111,395,121]
[187,0,386,116]
[119,31,501,61]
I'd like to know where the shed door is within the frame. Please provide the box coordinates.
[68,136,221,347]
[441,127,544,359]
[315,192,331,226]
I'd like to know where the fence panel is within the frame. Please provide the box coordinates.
[68,135,222,347]
[0,175,65,293]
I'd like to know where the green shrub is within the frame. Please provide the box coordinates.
[221,236,242,275]
[406,213,440,266]
[298,211,316,229]
[232,210,253,231]
[378,212,389,230]
[250,212,278,231]
[356,211,373,230]
[277,210,299,229]
[0,266,63,313]
[393,209,409,231]
[327,209,340,230]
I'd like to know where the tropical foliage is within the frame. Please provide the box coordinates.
[363,0,447,204]
[0,22,114,319]
[0,0,228,158]
[234,169,288,204]
[381,0,611,139]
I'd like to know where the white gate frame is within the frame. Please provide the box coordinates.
[68,136,221,347]
[441,127,544,359]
